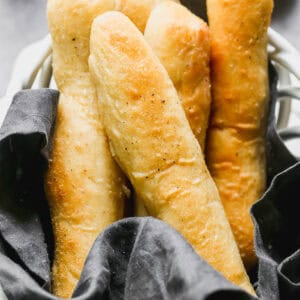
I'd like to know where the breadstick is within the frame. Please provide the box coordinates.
[117,0,180,32]
[46,1,127,298]
[144,1,211,150]
[135,1,211,218]
[89,12,254,294]
[206,0,273,269]
[47,0,181,296]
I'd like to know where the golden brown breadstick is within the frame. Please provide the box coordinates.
[206,0,273,269]
[144,1,211,150]
[89,11,254,294]
[46,0,126,298]
[47,0,180,296]
[117,0,179,32]
[135,1,212,218]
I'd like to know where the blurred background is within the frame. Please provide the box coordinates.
[0,0,299,96]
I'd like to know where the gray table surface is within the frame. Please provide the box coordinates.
[0,0,299,97]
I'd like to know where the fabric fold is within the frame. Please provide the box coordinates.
[0,68,299,299]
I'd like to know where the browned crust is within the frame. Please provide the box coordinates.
[145,1,211,150]
[47,0,123,297]
[89,11,254,294]
[47,0,180,297]
[206,0,273,269]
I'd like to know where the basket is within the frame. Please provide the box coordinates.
[0,28,299,299]
[1,28,300,151]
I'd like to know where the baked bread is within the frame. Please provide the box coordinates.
[135,1,211,218]
[47,0,124,297]
[117,0,179,32]
[206,0,273,269]
[144,1,211,151]
[89,11,254,294]
[47,0,180,296]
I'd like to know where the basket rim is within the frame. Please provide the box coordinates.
[0,28,300,132]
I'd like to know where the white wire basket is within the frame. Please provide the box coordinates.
[0,28,300,152]
[0,28,299,299]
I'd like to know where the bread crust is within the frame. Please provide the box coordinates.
[117,0,180,32]
[47,0,179,297]
[135,1,212,218]
[89,11,254,294]
[145,1,211,150]
[45,91,127,298]
[47,1,121,297]
[206,0,273,269]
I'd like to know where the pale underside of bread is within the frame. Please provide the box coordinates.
[206,0,273,269]
[89,11,254,295]
[47,0,120,296]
